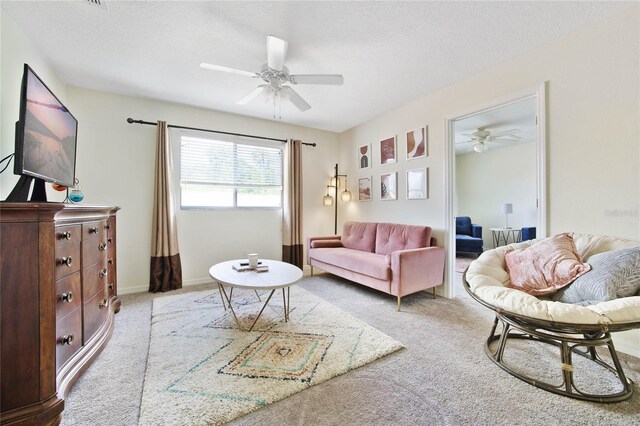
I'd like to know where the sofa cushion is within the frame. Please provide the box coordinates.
[341,222,377,253]
[309,247,390,280]
[456,234,483,247]
[375,223,431,255]
[456,217,472,236]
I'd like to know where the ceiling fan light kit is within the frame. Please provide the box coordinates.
[459,127,522,154]
[200,35,344,118]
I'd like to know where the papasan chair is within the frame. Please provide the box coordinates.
[463,233,640,402]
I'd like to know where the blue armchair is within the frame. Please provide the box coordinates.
[521,227,536,242]
[456,216,483,255]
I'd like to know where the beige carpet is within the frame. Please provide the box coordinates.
[138,287,403,425]
[61,275,640,426]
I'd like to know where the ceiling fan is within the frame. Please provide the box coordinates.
[200,36,344,115]
[459,128,521,153]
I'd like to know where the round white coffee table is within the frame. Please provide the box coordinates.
[208,259,303,331]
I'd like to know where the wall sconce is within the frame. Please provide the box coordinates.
[323,163,351,234]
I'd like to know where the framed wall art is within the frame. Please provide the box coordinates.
[406,126,427,160]
[357,143,371,169]
[358,176,372,201]
[379,136,397,165]
[380,172,397,200]
[406,168,428,199]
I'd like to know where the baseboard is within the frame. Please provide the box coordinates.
[183,277,213,287]
[118,285,149,295]
[613,330,640,358]
[117,278,212,295]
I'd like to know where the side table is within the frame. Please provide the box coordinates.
[490,227,522,248]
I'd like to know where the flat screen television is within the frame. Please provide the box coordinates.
[7,64,78,202]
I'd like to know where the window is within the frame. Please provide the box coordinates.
[179,133,283,209]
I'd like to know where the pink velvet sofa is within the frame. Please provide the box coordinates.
[307,221,446,310]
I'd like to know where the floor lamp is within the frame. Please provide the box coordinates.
[323,163,352,234]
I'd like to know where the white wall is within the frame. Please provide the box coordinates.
[456,142,537,247]
[339,7,639,355]
[0,9,69,201]
[66,87,339,294]
[340,6,639,262]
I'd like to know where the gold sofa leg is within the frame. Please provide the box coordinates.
[310,266,314,276]
[397,296,401,312]
[433,287,436,299]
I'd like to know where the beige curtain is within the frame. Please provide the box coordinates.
[149,121,183,292]
[282,139,303,268]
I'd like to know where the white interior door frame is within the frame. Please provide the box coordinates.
[443,83,547,298]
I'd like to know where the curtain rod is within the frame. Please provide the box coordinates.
[126,118,317,147]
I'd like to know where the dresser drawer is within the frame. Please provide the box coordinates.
[82,220,107,242]
[55,225,81,247]
[55,242,81,280]
[82,260,108,302]
[84,289,109,343]
[107,263,116,298]
[55,272,81,321]
[56,307,82,370]
[82,236,108,268]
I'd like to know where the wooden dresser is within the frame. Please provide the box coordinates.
[0,203,120,425]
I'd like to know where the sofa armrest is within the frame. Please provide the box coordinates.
[471,225,482,239]
[390,246,446,297]
[307,235,341,265]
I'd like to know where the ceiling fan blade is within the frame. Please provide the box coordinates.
[492,136,521,142]
[490,129,520,138]
[200,63,258,78]
[280,86,311,111]
[290,74,344,85]
[236,85,269,105]
[267,36,288,71]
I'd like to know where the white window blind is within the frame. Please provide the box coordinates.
[180,134,283,208]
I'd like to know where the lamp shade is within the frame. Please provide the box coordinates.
[341,189,352,202]
[501,203,513,214]
[323,195,334,206]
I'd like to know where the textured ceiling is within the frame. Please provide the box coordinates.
[1,1,630,132]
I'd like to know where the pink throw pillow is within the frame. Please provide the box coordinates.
[504,233,591,296]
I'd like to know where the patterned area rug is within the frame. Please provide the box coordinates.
[138,287,404,425]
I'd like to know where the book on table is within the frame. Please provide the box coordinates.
[232,263,269,272]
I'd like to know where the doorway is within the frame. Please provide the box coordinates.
[443,84,547,298]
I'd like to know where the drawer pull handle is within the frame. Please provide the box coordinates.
[108,283,114,290]
[99,243,107,251]
[99,298,108,309]
[89,227,99,234]
[99,268,108,279]
[107,238,113,244]
[106,223,111,230]
[60,335,74,346]
[60,256,73,267]
[61,292,74,303]
[59,231,72,240]
[108,258,113,265]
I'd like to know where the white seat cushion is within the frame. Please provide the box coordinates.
[466,233,640,325]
